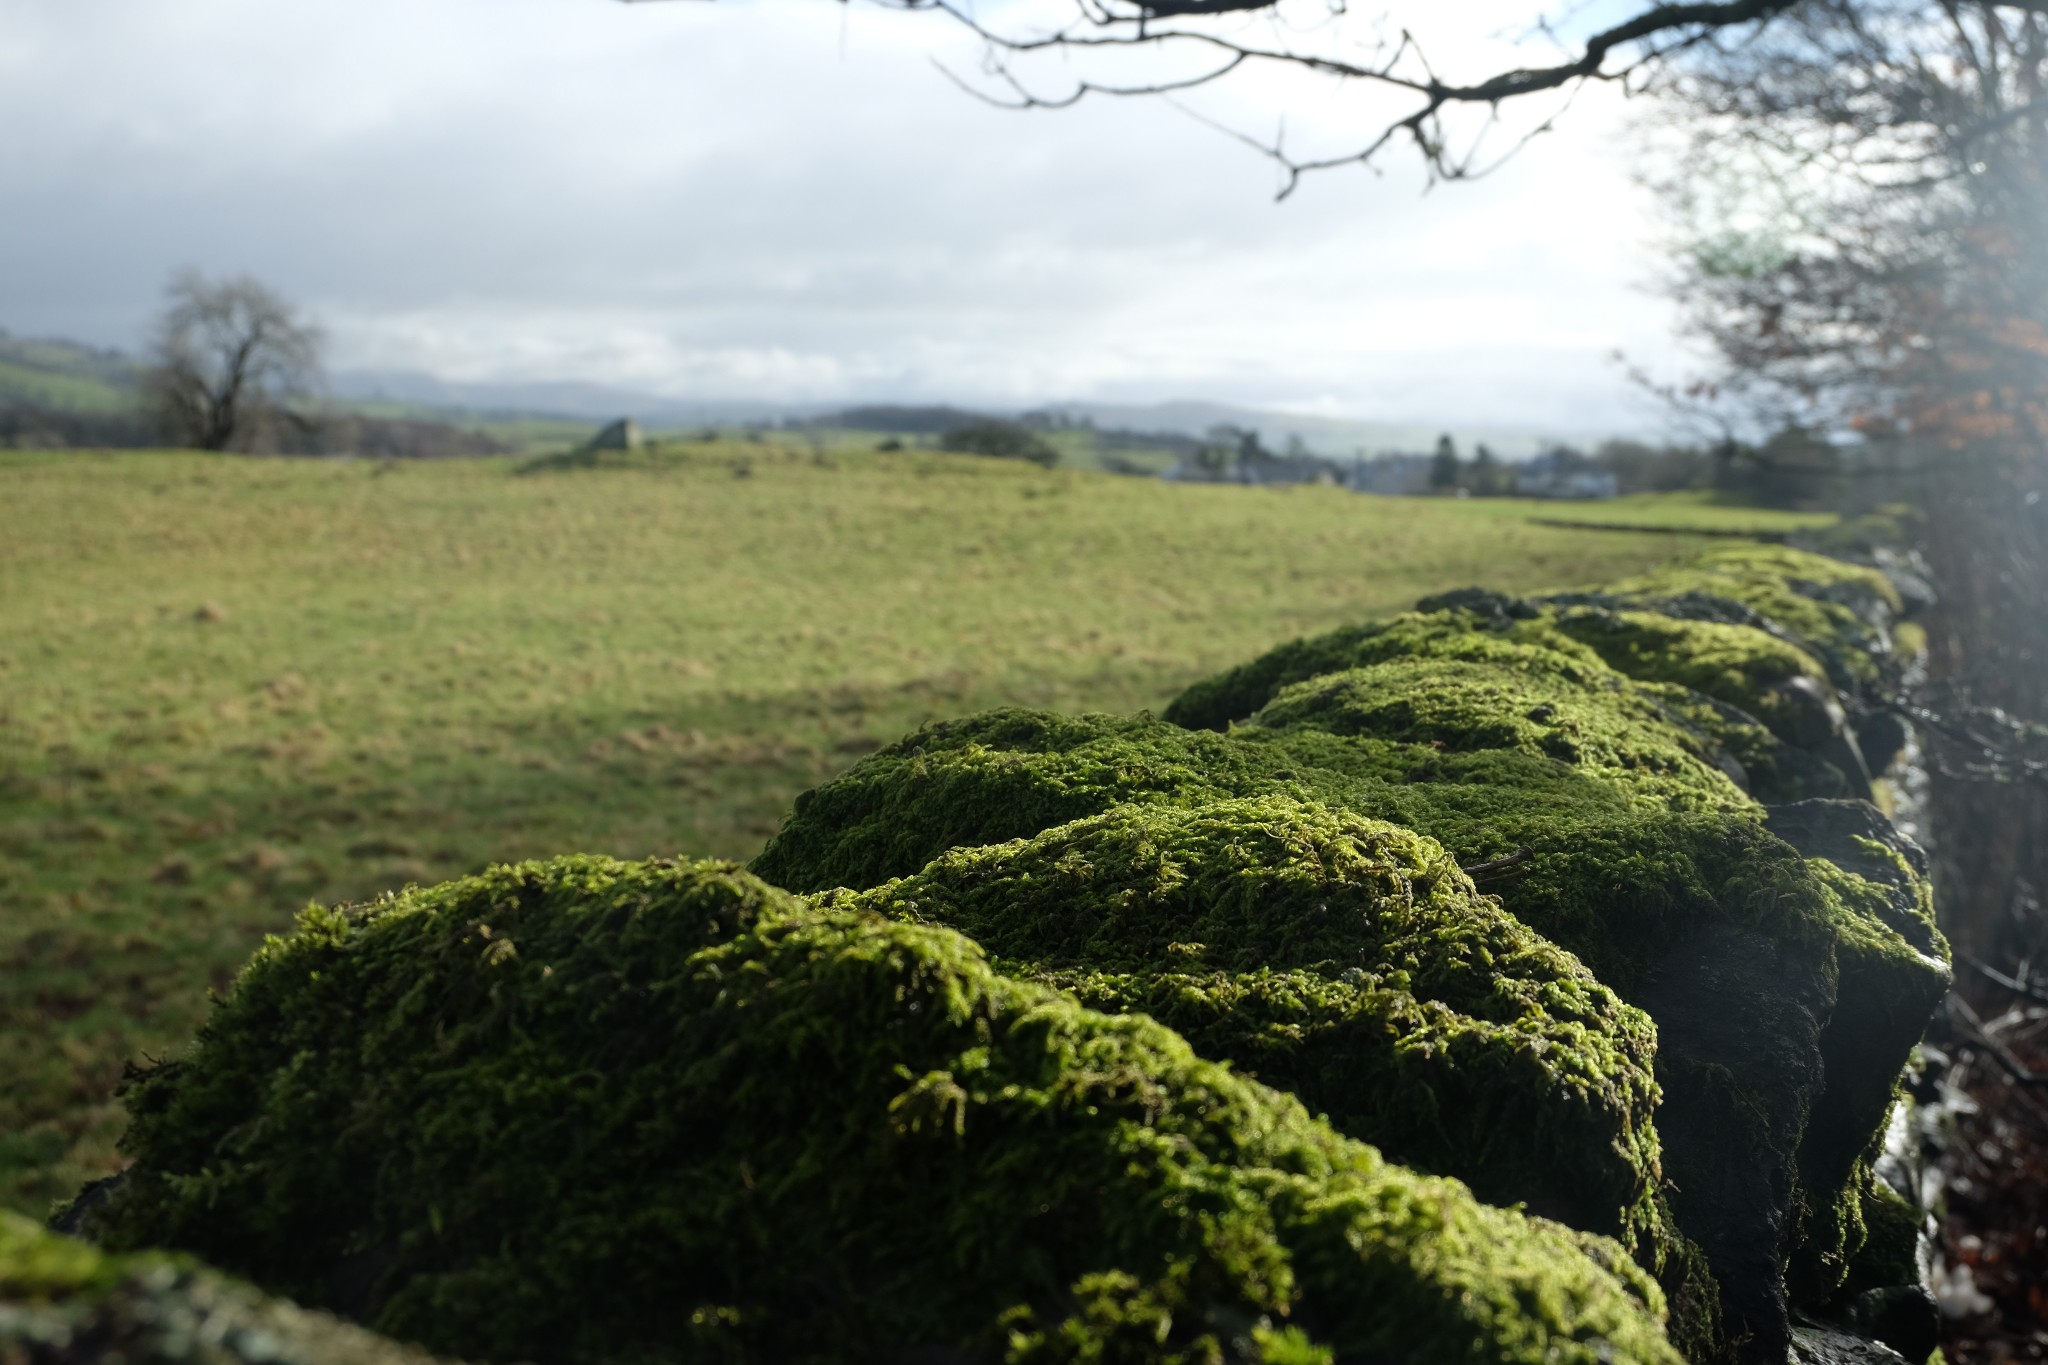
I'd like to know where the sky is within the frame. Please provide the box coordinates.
[0,0,1697,434]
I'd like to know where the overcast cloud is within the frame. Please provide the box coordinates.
[0,0,1693,433]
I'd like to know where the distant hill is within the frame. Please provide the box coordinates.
[816,405,993,435]
[0,340,1621,460]
[329,372,1623,459]
[330,369,835,428]
[0,333,143,413]
[0,334,519,456]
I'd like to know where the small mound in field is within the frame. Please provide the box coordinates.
[83,857,1683,1365]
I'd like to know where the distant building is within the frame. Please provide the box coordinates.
[1513,448,1618,500]
[1346,454,1434,496]
[1162,425,1343,486]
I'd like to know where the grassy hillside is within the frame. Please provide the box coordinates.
[0,336,141,414]
[0,444,1830,1216]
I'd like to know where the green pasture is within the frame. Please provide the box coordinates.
[0,445,1829,1216]
[0,362,133,416]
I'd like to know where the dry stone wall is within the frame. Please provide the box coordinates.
[13,544,1948,1365]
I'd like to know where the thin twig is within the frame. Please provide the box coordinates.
[1461,846,1535,878]
[1951,993,2048,1088]
[893,0,1800,185]
[1968,955,2048,1006]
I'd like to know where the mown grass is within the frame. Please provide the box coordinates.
[0,443,1830,1216]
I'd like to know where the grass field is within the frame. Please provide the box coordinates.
[0,335,142,416]
[0,443,1832,1216]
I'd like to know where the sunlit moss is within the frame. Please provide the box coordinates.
[1588,544,1901,688]
[1247,655,1751,812]
[84,858,1683,1365]
[836,796,1665,1250]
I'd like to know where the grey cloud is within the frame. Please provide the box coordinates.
[0,0,1685,431]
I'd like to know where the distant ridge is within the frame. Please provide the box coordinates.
[0,333,1623,459]
[329,370,838,427]
[0,332,142,413]
[329,372,1615,458]
[1034,400,1606,462]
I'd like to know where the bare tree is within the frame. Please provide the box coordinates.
[1648,1,2048,448]
[147,270,325,452]
[1640,12,2048,1348]
[627,0,1820,191]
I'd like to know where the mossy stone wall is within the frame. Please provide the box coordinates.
[34,543,1950,1365]
[77,860,1684,1365]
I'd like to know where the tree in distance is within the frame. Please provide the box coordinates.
[1429,434,1461,493]
[939,417,1060,466]
[147,270,325,452]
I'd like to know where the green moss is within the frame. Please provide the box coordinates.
[1636,683,1852,805]
[1161,586,1870,810]
[1,1212,443,1365]
[1786,863,1950,1306]
[1161,602,1607,735]
[748,701,1947,1358]
[1,1213,120,1303]
[1548,609,1830,738]
[85,859,1684,1365]
[1588,545,1900,688]
[836,797,1664,1249]
[1247,656,1752,813]
[750,709,1829,994]
[1161,624,1391,734]
[1163,545,1898,732]
[747,709,1255,895]
[1838,1178,1922,1301]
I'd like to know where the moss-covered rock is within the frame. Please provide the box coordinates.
[1573,545,1901,692]
[0,1213,442,1365]
[1545,609,1831,742]
[1160,546,1893,801]
[1160,600,1617,737]
[82,858,1686,1365]
[1834,1181,1939,1364]
[1247,656,1752,812]
[748,693,1946,1362]
[77,542,1942,1365]
[834,796,1665,1250]
[752,709,1825,995]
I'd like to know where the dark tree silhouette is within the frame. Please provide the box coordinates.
[147,271,325,452]
[1428,434,1460,491]
[625,0,1821,191]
